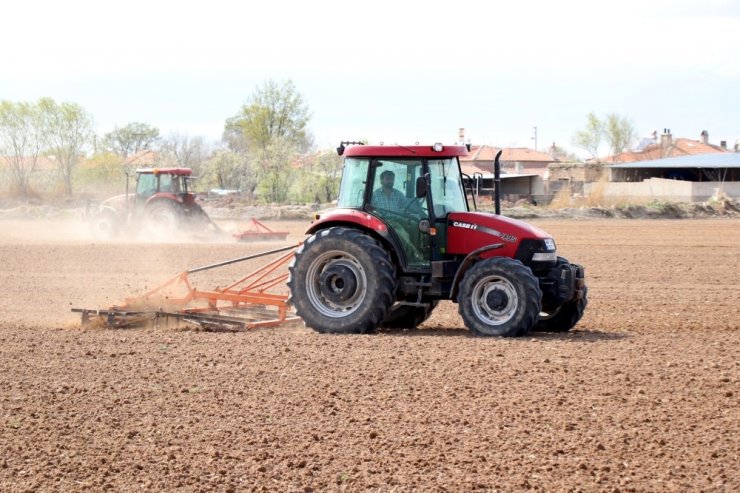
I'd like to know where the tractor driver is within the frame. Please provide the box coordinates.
[371,169,427,263]
[372,169,425,215]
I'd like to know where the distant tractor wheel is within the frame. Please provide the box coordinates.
[143,201,181,239]
[288,227,396,334]
[533,286,589,333]
[89,210,120,240]
[458,257,542,337]
[380,300,439,330]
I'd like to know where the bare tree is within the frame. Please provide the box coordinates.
[0,100,44,198]
[572,112,604,161]
[159,133,211,176]
[38,98,93,197]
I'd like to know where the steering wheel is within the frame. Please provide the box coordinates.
[402,197,426,217]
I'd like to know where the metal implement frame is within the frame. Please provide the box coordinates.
[73,244,301,331]
[233,218,289,242]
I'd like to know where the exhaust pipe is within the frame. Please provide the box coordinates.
[494,149,502,215]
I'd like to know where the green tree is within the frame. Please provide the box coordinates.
[102,122,160,157]
[225,79,312,153]
[203,149,256,199]
[76,151,126,195]
[38,98,93,197]
[0,100,44,198]
[572,112,604,161]
[291,150,342,203]
[253,140,298,203]
[604,113,636,160]
[224,79,313,203]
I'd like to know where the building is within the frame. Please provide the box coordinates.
[459,145,556,202]
[597,153,740,201]
[606,129,728,163]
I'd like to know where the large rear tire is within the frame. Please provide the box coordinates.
[288,227,396,334]
[142,201,181,239]
[458,257,542,337]
[533,286,588,333]
[380,300,439,329]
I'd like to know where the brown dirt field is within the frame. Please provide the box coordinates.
[0,217,738,492]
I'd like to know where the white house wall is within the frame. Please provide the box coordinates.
[584,178,740,202]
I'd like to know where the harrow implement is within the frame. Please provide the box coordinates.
[73,244,301,331]
[233,218,289,242]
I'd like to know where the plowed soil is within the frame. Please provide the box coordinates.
[0,218,738,492]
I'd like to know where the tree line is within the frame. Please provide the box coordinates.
[1,77,638,202]
[0,80,342,204]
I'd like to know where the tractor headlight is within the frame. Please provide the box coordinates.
[532,251,557,262]
[432,143,444,152]
[533,238,557,262]
[515,238,558,270]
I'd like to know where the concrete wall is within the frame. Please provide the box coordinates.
[501,176,545,196]
[584,178,740,202]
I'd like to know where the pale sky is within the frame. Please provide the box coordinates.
[2,0,739,156]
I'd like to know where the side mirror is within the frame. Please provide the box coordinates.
[415,176,427,198]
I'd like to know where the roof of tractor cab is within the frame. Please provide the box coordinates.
[136,167,193,176]
[343,145,468,158]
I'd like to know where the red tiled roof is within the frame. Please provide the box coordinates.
[606,138,727,163]
[460,145,556,163]
[0,155,59,171]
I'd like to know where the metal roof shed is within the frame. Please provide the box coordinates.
[607,153,740,182]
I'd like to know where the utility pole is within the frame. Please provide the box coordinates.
[532,126,538,151]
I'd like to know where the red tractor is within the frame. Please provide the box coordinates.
[89,167,214,239]
[288,142,587,337]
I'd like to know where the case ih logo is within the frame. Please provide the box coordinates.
[452,221,517,243]
[452,221,478,230]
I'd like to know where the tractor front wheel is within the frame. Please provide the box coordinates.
[288,227,396,334]
[458,257,542,337]
[89,210,120,240]
[533,286,588,333]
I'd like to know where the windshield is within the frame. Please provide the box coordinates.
[428,158,468,217]
[337,157,369,208]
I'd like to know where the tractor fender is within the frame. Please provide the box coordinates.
[306,211,407,268]
[144,193,182,206]
[449,242,505,301]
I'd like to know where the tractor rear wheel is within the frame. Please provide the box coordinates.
[458,257,542,337]
[288,227,396,334]
[380,300,439,329]
[143,201,181,239]
[533,286,588,333]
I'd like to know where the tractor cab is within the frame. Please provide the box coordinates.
[334,143,471,268]
[134,168,196,210]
